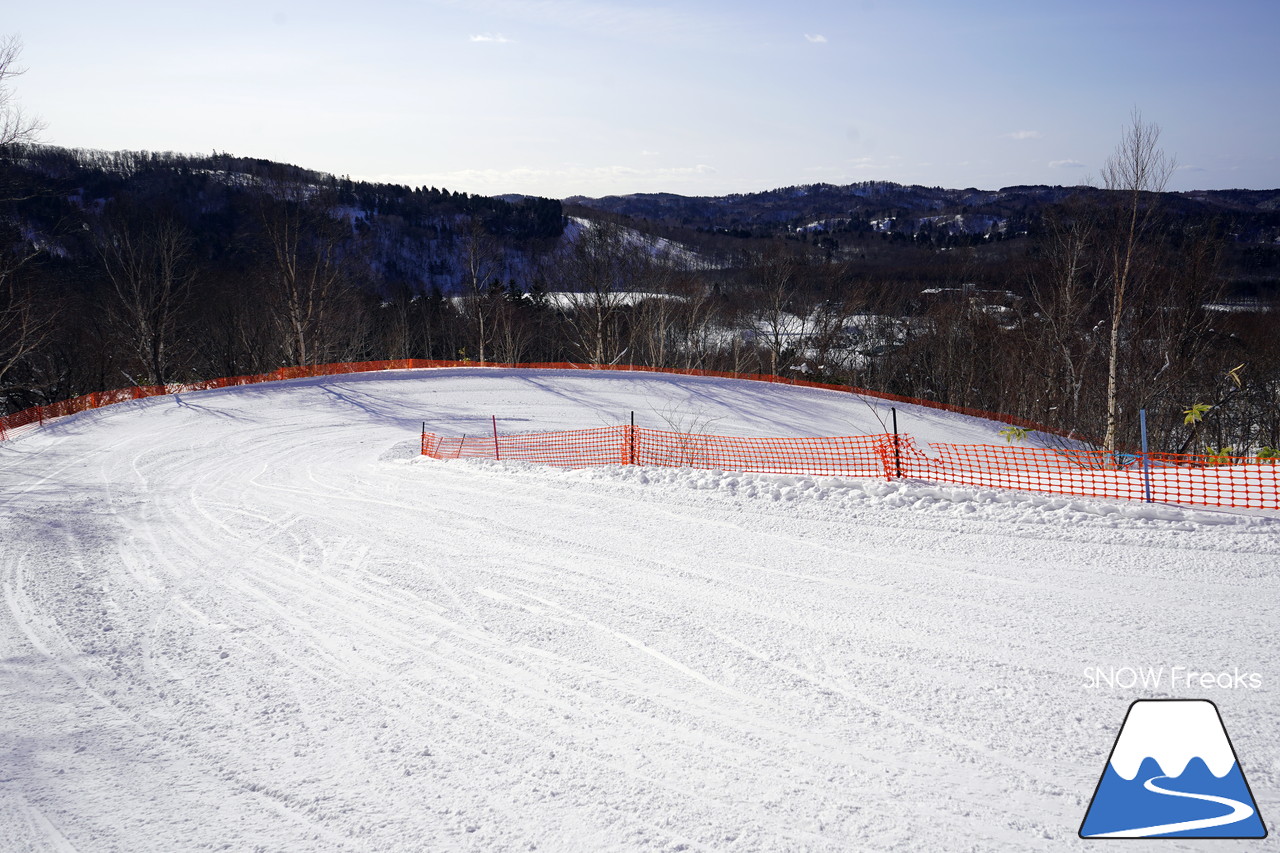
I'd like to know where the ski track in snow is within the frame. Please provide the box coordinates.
[0,368,1277,852]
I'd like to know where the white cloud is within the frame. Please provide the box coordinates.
[470,33,514,43]
[1049,159,1086,169]
[804,34,827,43]
[1004,130,1042,141]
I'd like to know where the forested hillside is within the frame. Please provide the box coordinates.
[3,144,1279,454]
[0,145,566,405]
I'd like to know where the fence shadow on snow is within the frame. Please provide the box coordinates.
[2,359,1274,511]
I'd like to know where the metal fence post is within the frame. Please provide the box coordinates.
[1140,409,1153,503]
[492,415,500,460]
[891,407,903,479]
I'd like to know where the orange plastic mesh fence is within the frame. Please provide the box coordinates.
[634,427,899,477]
[908,444,1280,510]
[423,425,1279,511]
[424,426,631,468]
[5,359,1277,510]
[1143,451,1280,510]
[916,444,1146,502]
[422,425,902,476]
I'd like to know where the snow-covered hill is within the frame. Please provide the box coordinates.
[1,368,1276,851]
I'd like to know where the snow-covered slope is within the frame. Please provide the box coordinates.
[1,368,1276,852]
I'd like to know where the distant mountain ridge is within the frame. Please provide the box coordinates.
[568,181,1280,243]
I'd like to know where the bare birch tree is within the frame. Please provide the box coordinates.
[1024,201,1108,431]
[1101,110,1176,452]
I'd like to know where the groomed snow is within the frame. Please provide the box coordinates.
[1,368,1276,851]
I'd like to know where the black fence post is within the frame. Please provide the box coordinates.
[891,407,903,479]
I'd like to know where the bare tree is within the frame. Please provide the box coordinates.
[379,281,418,361]
[1133,226,1229,451]
[1023,201,1108,432]
[489,286,535,364]
[0,241,48,403]
[626,260,677,368]
[672,277,722,370]
[618,234,727,371]
[456,215,506,363]
[192,269,278,378]
[553,219,642,365]
[0,35,44,148]
[95,206,196,386]
[1101,110,1176,452]
[0,35,48,404]
[744,245,809,375]
[257,182,366,366]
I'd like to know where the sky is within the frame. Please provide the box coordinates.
[5,0,1278,198]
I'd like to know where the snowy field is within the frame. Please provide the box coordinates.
[1,367,1276,851]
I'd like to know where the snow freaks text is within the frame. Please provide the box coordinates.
[1083,666,1262,690]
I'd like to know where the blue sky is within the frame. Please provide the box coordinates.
[6,0,1278,197]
